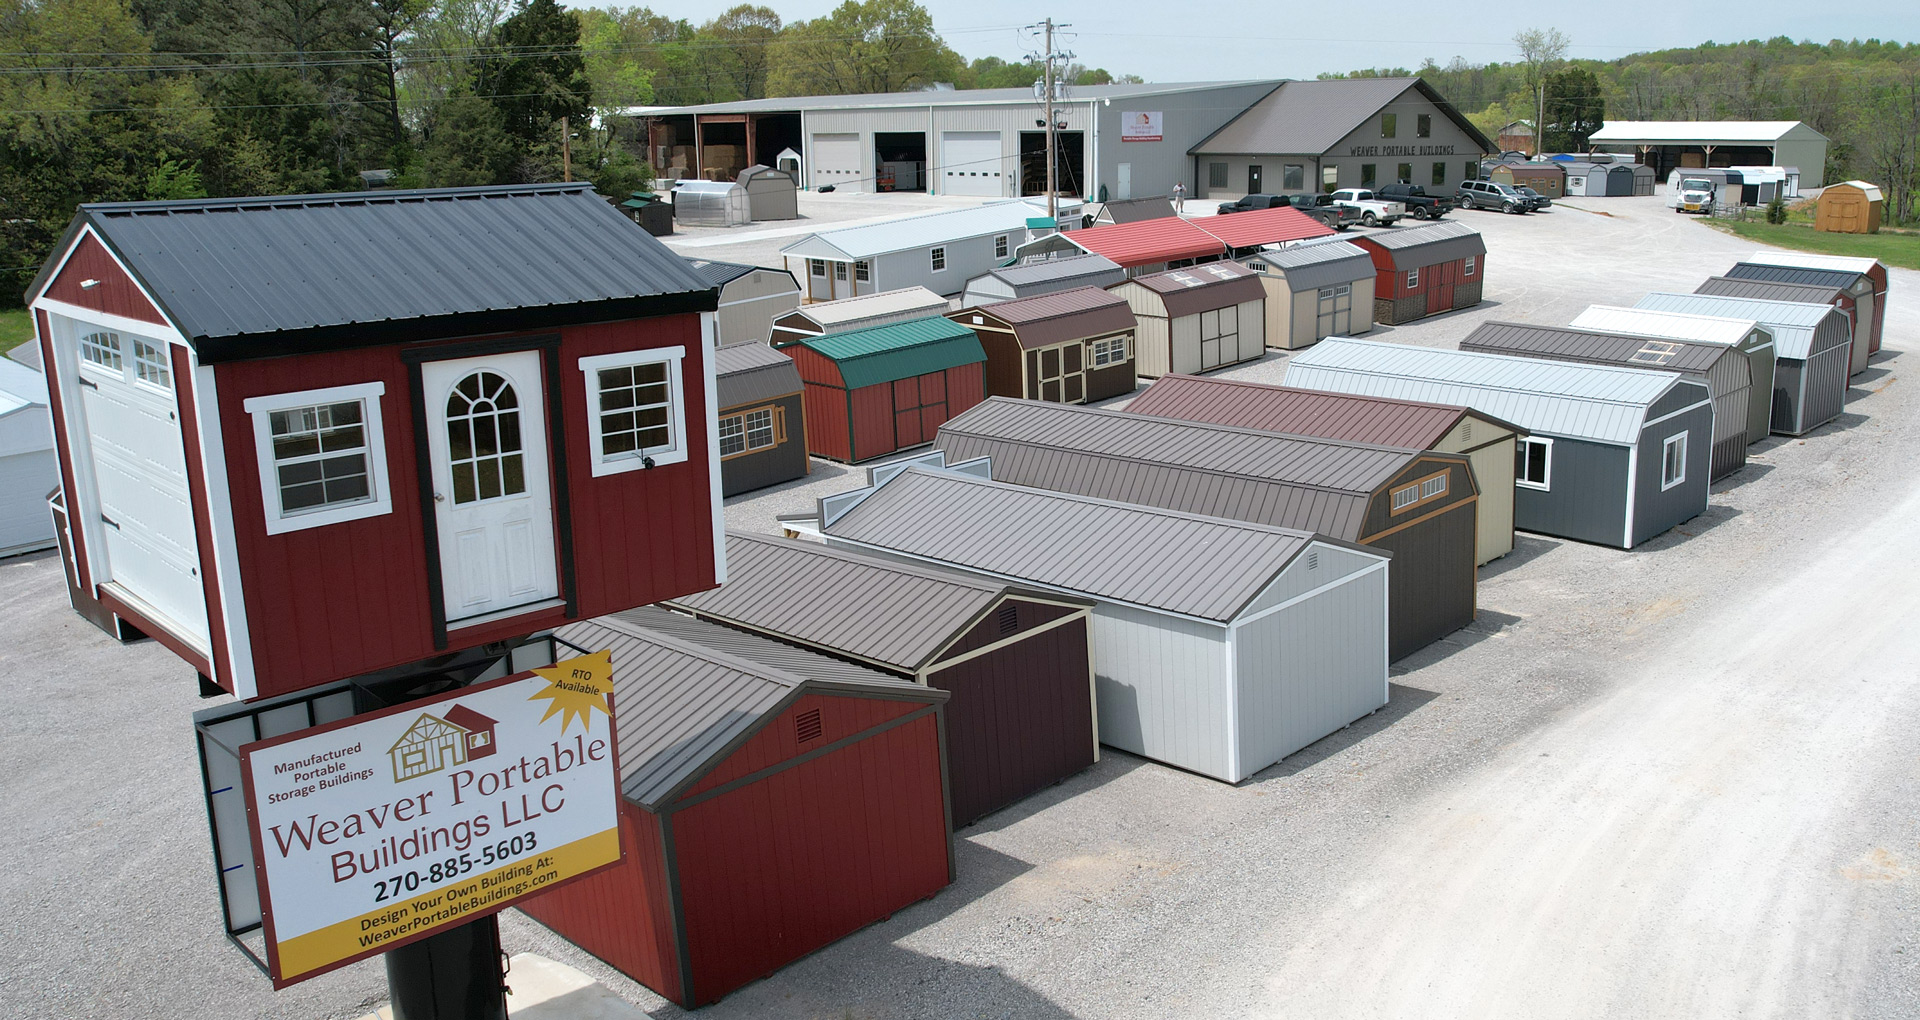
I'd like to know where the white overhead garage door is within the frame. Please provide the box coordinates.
[71,325,209,645]
[809,133,862,192]
[940,131,1005,197]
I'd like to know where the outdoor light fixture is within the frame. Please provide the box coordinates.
[79,279,99,289]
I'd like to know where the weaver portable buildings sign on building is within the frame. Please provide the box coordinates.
[238,653,623,987]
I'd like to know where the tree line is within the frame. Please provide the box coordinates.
[0,0,1133,302]
[1326,34,1920,223]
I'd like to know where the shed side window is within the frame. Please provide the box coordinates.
[1661,433,1688,490]
[1089,335,1130,367]
[809,259,827,278]
[1406,268,1420,290]
[717,403,785,459]
[1464,255,1476,277]
[1516,437,1552,490]
[243,382,395,535]
[930,247,947,273]
[1390,471,1449,514]
[995,234,1009,259]
[855,260,871,282]
[579,347,690,476]
[718,413,746,456]
[746,407,778,449]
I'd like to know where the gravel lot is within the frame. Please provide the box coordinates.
[3,195,1917,1020]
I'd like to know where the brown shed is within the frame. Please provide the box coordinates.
[1106,263,1267,377]
[1490,162,1566,197]
[667,530,1097,827]
[1815,181,1883,234]
[948,287,1139,405]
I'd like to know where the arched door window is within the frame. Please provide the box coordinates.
[445,371,524,504]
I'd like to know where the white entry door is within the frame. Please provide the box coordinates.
[71,324,209,643]
[422,352,559,625]
[940,131,1004,197]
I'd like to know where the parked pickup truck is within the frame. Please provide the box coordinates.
[1373,183,1454,220]
[1327,188,1407,227]
[1215,192,1358,231]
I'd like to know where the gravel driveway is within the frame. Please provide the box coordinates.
[3,196,1916,1020]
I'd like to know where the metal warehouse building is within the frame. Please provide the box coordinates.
[668,531,1098,827]
[809,464,1390,784]
[1569,305,1775,449]
[624,81,1280,201]
[1127,373,1522,566]
[1634,292,1853,436]
[1590,121,1829,186]
[1286,337,1713,550]
[933,397,1477,661]
[521,607,951,1010]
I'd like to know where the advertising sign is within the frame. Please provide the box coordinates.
[239,652,622,988]
[1120,111,1163,143]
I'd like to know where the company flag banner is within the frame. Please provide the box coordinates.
[239,651,622,988]
[1121,112,1163,143]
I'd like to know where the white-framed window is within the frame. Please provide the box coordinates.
[854,260,871,282]
[1516,436,1552,490]
[1464,255,1476,277]
[579,347,688,476]
[243,382,393,535]
[79,330,123,370]
[132,337,171,390]
[809,259,827,278]
[994,234,1009,259]
[1661,432,1688,490]
[1088,335,1130,367]
[834,262,848,282]
[1406,268,1420,290]
[930,247,947,273]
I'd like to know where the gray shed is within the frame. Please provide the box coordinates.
[673,178,750,226]
[1461,322,1752,480]
[1569,305,1775,448]
[737,164,799,220]
[961,253,1126,306]
[713,342,808,496]
[1561,162,1609,197]
[1611,163,1652,196]
[1093,196,1176,225]
[1634,292,1852,435]
[805,463,1390,784]
[1239,240,1376,349]
[1107,261,1267,376]
[0,357,57,557]
[932,396,1478,661]
[684,258,801,345]
[1286,337,1713,550]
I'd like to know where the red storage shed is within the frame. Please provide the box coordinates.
[521,607,952,1009]
[777,314,987,462]
[669,530,1097,826]
[1350,220,1487,324]
[25,184,724,700]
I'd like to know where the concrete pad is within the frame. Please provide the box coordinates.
[348,954,643,1020]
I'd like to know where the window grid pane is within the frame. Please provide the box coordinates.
[598,361,672,460]
[445,372,527,505]
[746,409,776,449]
[80,331,122,370]
[271,399,373,515]
[719,414,746,455]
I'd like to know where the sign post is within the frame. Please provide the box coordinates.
[237,651,622,990]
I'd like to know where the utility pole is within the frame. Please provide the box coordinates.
[1028,18,1072,219]
[562,115,572,182]
[1534,82,1544,157]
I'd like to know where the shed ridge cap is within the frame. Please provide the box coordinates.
[721,529,1009,595]
[974,395,1427,457]
[885,465,1325,541]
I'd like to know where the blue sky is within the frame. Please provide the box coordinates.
[571,0,1920,83]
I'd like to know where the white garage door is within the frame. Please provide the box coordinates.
[72,326,209,644]
[809,133,862,192]
[940,131,1005,197]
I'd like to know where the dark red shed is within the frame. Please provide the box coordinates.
[777,314,987,462]
[668,530,1097,826]
[1351,220,1487,324]
[26,184,724,700]
[521,607,952,1009]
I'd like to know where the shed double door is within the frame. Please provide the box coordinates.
[892,371,949,448]
[1028,344,1085,404]
[1424,263,1456,315]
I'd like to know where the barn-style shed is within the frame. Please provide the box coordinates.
[736,164,799,220]
[684,259,800,346]
[1107,262,1267,376]
[1634,292,1852,436]
[947,287,1137,404]
[1619,163,1656,195]
[809,464,1390,784]
[713,342,808,496]
[520,607,951,1009]
[933,397,1476,661]
[1490,162,1565,197]
[1350,221,1486,324]
[1569,305,1775,449]
[1285,337,1713,550]
[1461,322,1753,480]
[0,358,57,558]
[1734,251,1886,357]
[1695,273,1866,371]
[778,315,986,462]
[960,253,1126,306]
[668,530,1097,826]
[1239,241,1376,349]
[25,183,724,700]
[770,286,950,346]
[1126,373,1522,565]
[1816,181,1883,234]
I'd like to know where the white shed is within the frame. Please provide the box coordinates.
[0,357,58,557]
[802,462,1391,783]
[1107,261,1267,376]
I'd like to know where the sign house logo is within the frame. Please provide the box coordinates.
[386,706,499,782]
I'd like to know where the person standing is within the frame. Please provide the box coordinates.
[1172,181,1186,213]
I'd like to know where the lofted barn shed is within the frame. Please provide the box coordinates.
[1107,262,1267,376]
[947,287,1138,404]
[1350,221,1486,324]
[683,259,800,346]
[1733,252,1886,358]
[1239,240,1376,349]
[1634,292,1853,436]
[713,342,808,496]
[1569,304,1775,448]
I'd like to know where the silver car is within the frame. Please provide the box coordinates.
[1454,179,1532,214]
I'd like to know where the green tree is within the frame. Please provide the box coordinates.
[419,93,518,185]
[1541,65,1604,150]
[769,0,964,97]
[704,5,781,101]
[481,0,592,144]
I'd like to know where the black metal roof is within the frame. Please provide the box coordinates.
[682,257,793,289]
[39,184,717,363]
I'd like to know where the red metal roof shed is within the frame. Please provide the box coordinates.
[1193,206,1336,252]
[1062,216,1226,268]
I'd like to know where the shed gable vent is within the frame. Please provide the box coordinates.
[1461,420,1472,442]
[997,603,1018,635]
[1307,550,1320,571]
[1629,340,1682,365]
[795,708,823,743]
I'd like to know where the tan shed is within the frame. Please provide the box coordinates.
[1106,262,1266,377]
[1815,181,1883,234]
[1239,241,1376,350]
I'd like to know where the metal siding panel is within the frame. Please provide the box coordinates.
[1631,405,1713,546]
[1796,345,1849,435]
[1513,439,1632,547]
[1092,602,1233,781]
[1234,559,1388,777]
[517,804,682,1003]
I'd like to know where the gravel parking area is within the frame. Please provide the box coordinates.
[4,196,1918,1020]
